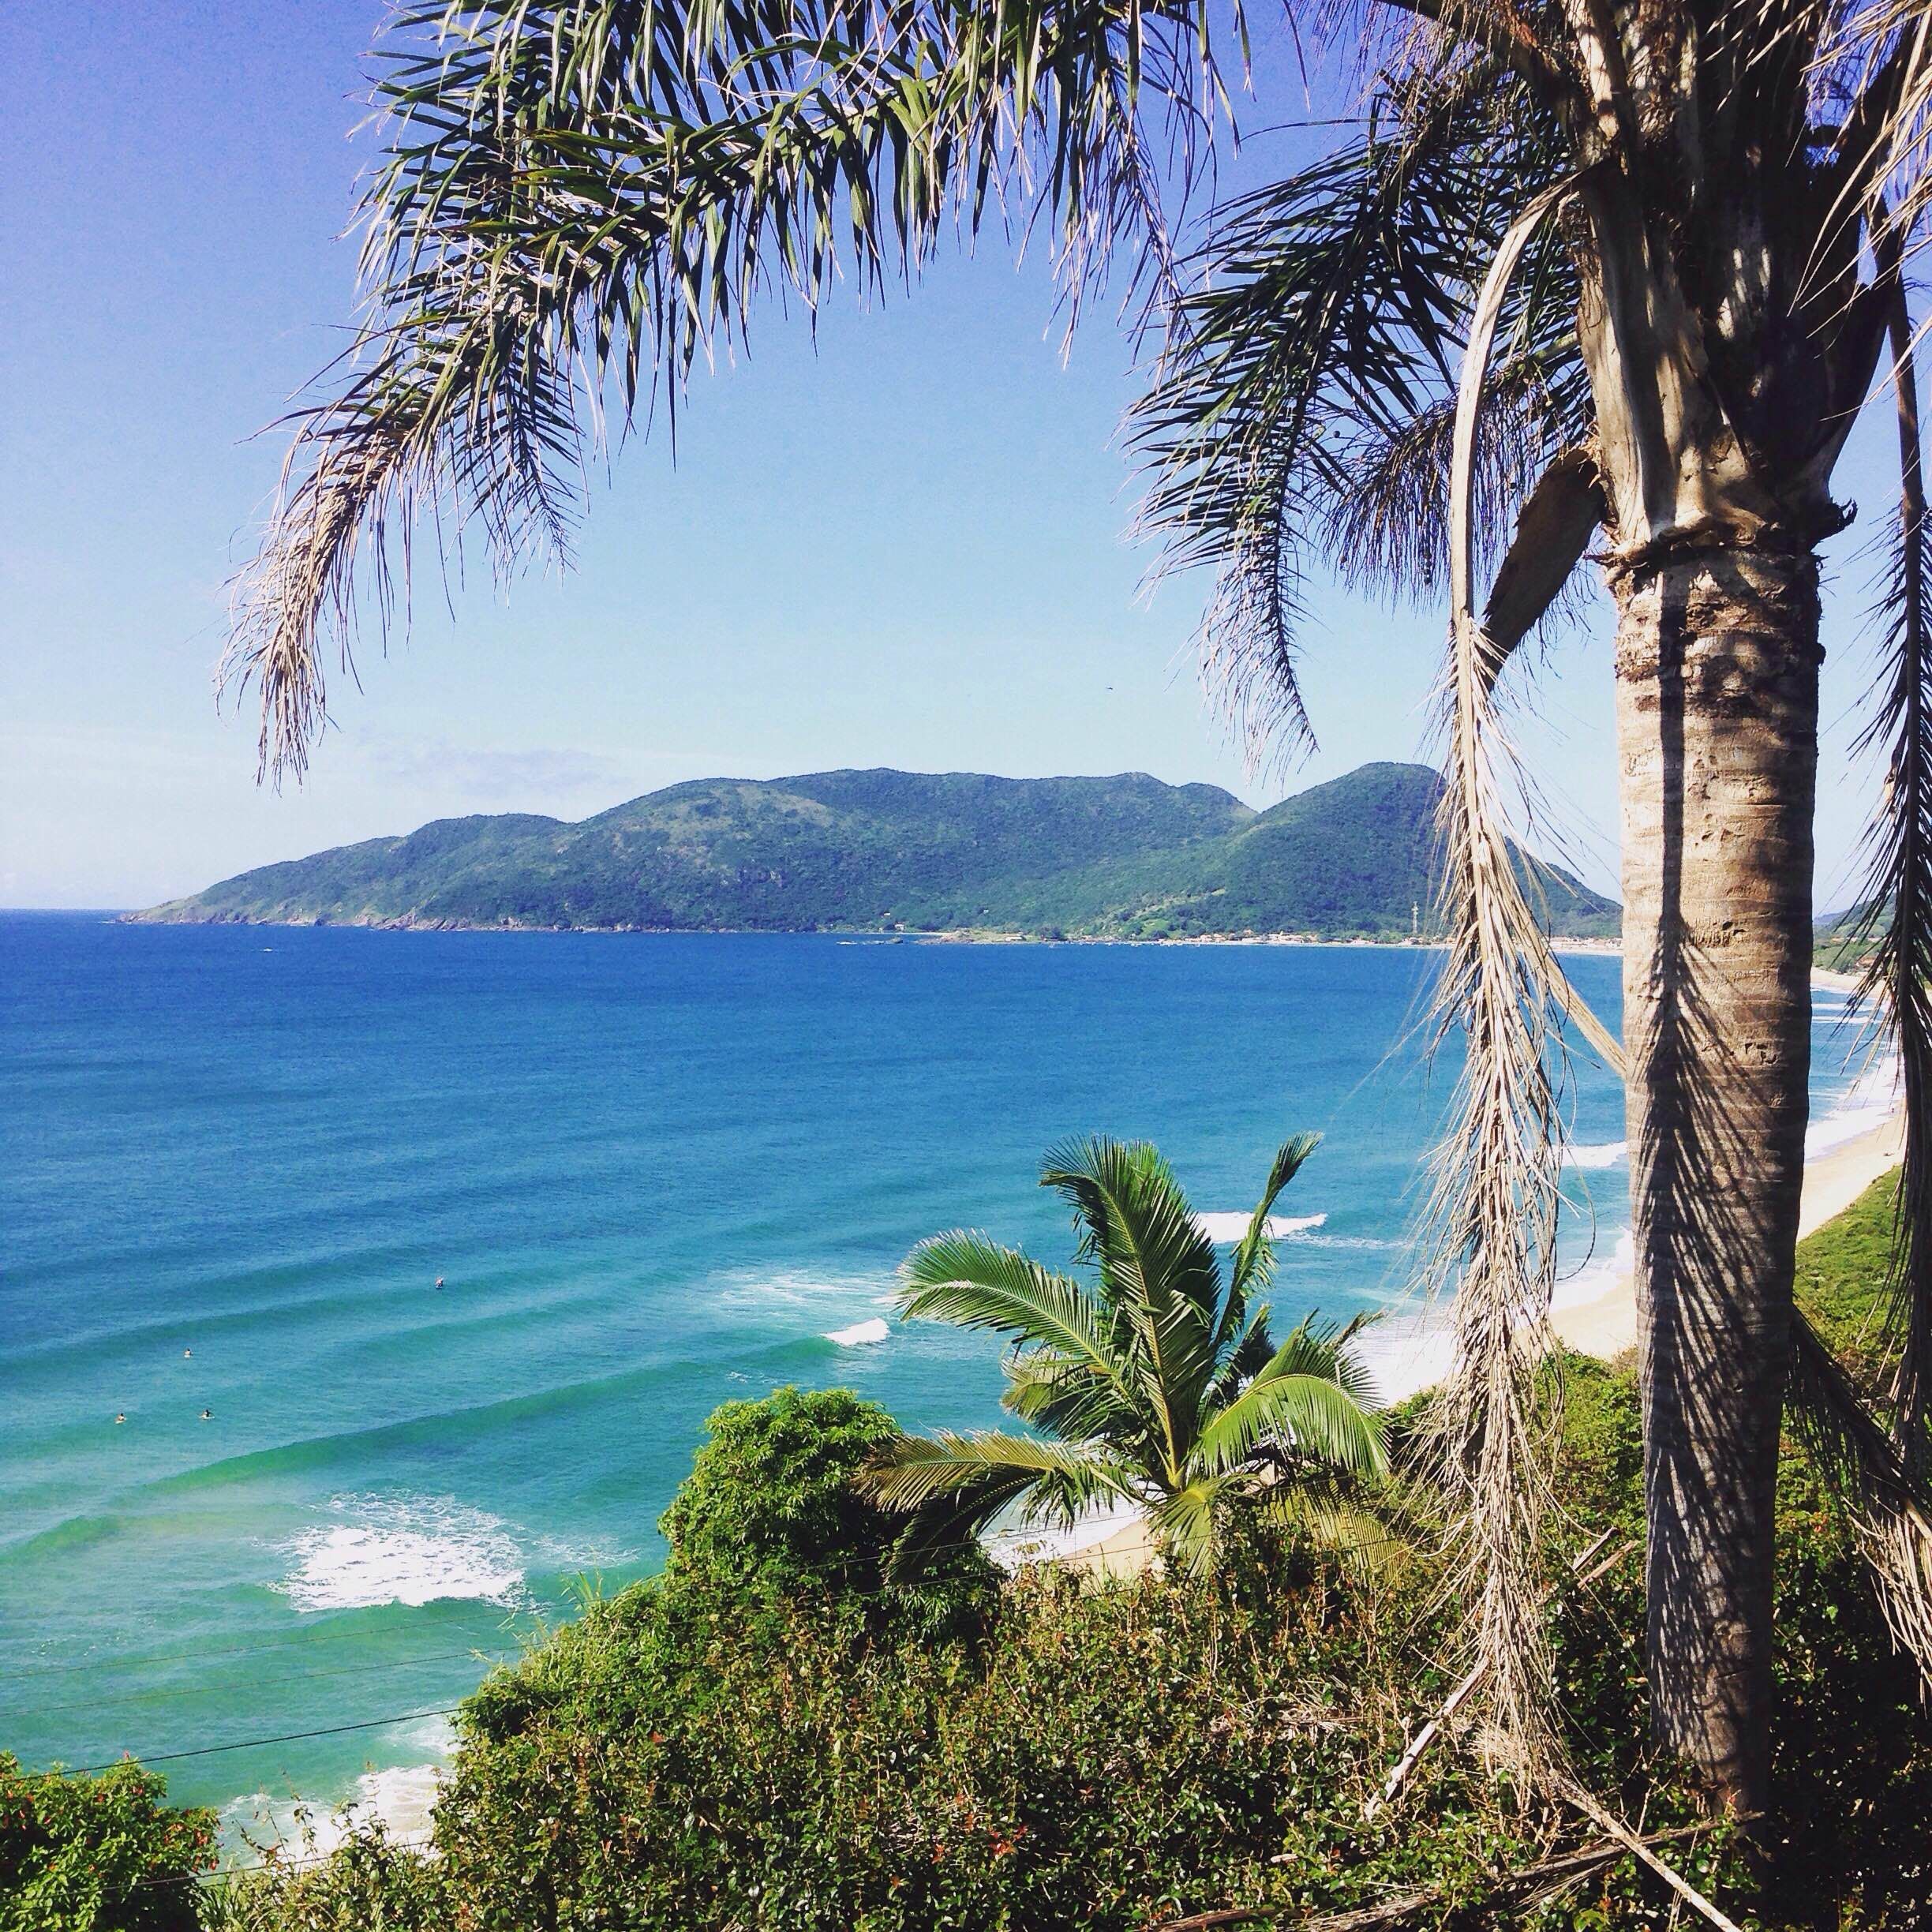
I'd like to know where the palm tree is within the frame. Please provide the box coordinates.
[227,0,1932,1816]
[858,1134,1387,1576]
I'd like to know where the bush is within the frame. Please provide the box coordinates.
[656,1384,994,1634]
[202,1825,447,1932]
[0,1755,215,1932]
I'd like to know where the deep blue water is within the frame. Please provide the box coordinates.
[0,913,1871,1834]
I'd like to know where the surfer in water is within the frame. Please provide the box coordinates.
[199,1408,212,1421]
[114,1413,125,1425]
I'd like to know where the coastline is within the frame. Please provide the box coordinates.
[1032,967,1896,1578]
[120,913,1620,949]
[1550,965,1893,1361]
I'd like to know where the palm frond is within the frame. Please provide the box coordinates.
[1039,1135,1225,1468]
[859,1428,1135,1576]
[1190,1351,1387,1480]
[1852,237,1932,1466]
[1320,301,1590,616]
[1421,172,1586,1785]
[1225,1130,1321,1304]
[897,1230,1150,1432]
[1133,54,1573,769]
[228,0,1226,779]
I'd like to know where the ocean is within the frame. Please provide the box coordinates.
[0,912,1889,1847]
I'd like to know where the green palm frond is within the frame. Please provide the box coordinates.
[999,1346,1148,1455]
[1225,1129,1321,1304]
[229,0,1232,779]
[859,1428,1130,1512]
[899,1228,1149,1421]
[859,1428,1137,1574]
[1040,1134,1225,1467]
[1191,1339,1387,1480]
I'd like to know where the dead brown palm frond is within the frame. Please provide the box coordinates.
[1417,173,1584,1786]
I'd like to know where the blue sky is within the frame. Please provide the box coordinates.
[0,2,1903,908]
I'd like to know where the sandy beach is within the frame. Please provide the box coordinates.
[1552,968,1900,1361]
[1550,1103,1904,1359]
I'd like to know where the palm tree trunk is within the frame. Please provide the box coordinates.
[1611,534,1822,1819]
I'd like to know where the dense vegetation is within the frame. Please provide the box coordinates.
[132,764,1619,942]
[0,1757,213,1931]
[12,1181,1928,1930]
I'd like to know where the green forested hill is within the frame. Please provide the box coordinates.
[130,762,1619,939]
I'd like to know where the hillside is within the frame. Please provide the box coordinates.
[129,762,1620,940]
[1814,903,1880,975]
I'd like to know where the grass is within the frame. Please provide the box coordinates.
[1795,1171,1903,1382]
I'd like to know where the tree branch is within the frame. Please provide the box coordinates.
[1151,1821,1726,1930]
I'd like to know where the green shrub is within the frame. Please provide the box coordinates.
[84,1198,1932,1931]
[656,1384,994,1634]
[0,1755,214,1932]
[201,1825,446,1932]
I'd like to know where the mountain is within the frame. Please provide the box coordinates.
[1814,903,1879,974]
[129,762,1620,940]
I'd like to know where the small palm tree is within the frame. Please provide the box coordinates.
[859,1134,1387,1577]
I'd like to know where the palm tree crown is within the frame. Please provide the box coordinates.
[861,1134,1387,1576]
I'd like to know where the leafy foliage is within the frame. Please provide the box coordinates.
[657,1384,995,1629]
[0,1755,215,1932]
[213,1343,1932,1932]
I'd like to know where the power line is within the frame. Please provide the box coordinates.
[22,1647,515,1723]
[68,1707,463,1777]
[6,1601,536,1683]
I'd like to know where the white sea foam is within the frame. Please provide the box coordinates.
[717,1267,896,1309]
[1567,1140,1628,1170]
[1354,1312,1459,1406]
[1552,1230,1636,1312]
[1806,1050,1902,1158]
[826,1316,889,1346]
[223,1765,444,1860]
[1196,1211,1327,1243]
[274,1495,527,1612]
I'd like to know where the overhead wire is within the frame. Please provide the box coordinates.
[20,1647,518,1722]
[5,1599,538,1682]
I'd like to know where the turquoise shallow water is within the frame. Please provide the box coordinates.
[0,913,1877,1830]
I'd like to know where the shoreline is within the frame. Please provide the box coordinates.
[119,914,1623,949]
[1551,1110,1903,1360]
[1549,965,1892,1361]
[1041,968,1896,1578]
